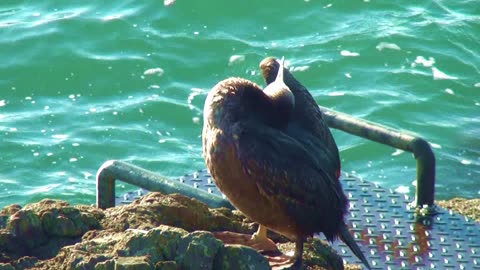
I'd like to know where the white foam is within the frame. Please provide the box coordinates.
[143,68,164,76]
[376,42,401,51]
[340,50,360,57]
[432,67,458,80]
[164,0,176,6]
[291,65,309,72]
[474,82,480,87]
[414,56,435,67]
[52,134,68,140]
[328,91,345,97]
[0,100,6,107]
[27,184,61,194]
[429,142,442,149]
[228,55,245,65]
[103,14,122,21]
[461,160,472,165]
[445,88,454,95]
[187,88,203,110]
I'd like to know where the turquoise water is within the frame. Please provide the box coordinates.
[1,1,479,208]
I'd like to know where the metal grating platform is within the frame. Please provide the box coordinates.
[115,169,480,270]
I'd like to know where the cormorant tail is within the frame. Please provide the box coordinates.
[339,224,372,270]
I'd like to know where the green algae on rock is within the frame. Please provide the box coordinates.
[175,231,223,269]
[214,244,270,270]
[0,199,101,261]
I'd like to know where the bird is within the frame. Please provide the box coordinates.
[259,57,341,180]
[259,57,371,269]
[202,57,371,269]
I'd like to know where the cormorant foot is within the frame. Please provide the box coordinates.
[213,231,279,253]
[213,231,304,270]
[251,224,268,241]
[269,253,302,270]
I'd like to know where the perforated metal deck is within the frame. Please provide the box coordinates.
[116,169,480,270]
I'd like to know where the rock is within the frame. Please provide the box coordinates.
[213,244,270,270]
[102,193,252,233]
[0,199,101,260]
[25,199,102,238]
[175,231,223,270]
[94,259,114,270]
[0,263,14,270]
[6,209,46,250]
[155,261,178,270]
[0,192,347,270]
[0,205,21,229]
[303,238,344,270]
[116,226,187,263]
[10,256,38,269]
[115,256,151,270]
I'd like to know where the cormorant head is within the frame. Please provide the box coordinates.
[260,57,281,85]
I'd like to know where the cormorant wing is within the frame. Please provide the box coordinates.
[232,121,347,232]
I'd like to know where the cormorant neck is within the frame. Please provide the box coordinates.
[262,57,295,128]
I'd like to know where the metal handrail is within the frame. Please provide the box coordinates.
[96,160,233,209]
[96,107,436,211]
[319,106,436,208]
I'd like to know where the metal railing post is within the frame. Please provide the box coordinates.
[319,106,436,208]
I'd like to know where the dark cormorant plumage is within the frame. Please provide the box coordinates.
[203,58,371,269]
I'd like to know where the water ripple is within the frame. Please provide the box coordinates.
[1,0,479,208]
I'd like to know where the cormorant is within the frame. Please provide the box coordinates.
[203,57,371,269]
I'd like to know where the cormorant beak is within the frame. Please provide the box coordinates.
[275,57,285,84]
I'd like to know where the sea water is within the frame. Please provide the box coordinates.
[0,0,479,208]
